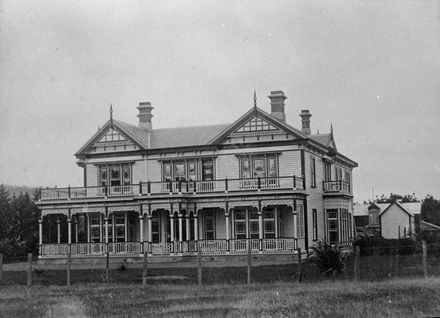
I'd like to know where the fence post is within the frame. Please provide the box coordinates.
[142,245,148,286]
[354,246,360,282]
[422,240,427,279]
[197,247,202,286]
[247,241,252,285]
[105,249,109,284]
[297,248,302,283]
[27,253,32,287]
[395,240,399,277]
[66,252,71,286]
[0,253,3,284]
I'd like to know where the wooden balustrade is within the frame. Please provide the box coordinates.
[39,238,298,257]
[40,176,305,201]
[323,180,351,194]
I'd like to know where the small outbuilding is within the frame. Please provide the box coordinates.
[354,201,421,239]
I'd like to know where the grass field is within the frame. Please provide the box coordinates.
[0,278,439,317]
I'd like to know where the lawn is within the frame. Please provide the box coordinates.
[0,278,439,317]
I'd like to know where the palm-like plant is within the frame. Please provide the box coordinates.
[310,242,345,276]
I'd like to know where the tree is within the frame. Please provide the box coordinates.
[0,184,12,241]
[422,195,440,226]
[364,193,419,204]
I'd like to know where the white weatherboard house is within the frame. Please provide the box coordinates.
[36,91,357,259]
[354,202,421,239]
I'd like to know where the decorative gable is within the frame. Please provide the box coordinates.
[97,128,128,143]
[234,117,278,133]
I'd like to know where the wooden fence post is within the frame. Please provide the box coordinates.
[27,253,32,287]
[247,242,252,285]
[422,240,427,279]
[395,240,399,277]
[105,250,109,284]
[297,248,302,283]
[142,247,148,286]
[354,246,360,282]
[66,252,71,286]
[0,253,3,284]
[197,247,202,286]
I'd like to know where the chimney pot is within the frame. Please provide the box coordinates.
[299,109,312,135]
[268,90,287,122]
[137,102,153,130]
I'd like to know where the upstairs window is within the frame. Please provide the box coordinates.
[239,155,278,179]
[162,159,215,182]
[324,162,332,181]
[310,156,316,187]
[98,163,131,186]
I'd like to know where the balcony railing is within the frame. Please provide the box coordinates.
[40,176,304,201]
[323,180,351,194]
[39,238,298,257]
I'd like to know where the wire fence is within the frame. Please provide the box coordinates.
[0,240,438,286]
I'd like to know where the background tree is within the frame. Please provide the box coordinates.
[422,195,440,226]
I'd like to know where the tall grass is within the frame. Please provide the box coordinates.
[1,278,439,317]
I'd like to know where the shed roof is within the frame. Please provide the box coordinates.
[353,202,421,217]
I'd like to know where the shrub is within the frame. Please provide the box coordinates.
[310,242,345,276]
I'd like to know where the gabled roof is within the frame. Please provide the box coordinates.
[354,202,421,216]
[75,120,149,156]
[207,107,307,144]
[150,124,229,148]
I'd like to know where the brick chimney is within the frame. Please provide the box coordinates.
[268,91,287,122]
[137,102,153,130]
[299,109,312,135]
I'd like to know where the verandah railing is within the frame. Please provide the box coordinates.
[40,176,305,201]
[39,238,298,257]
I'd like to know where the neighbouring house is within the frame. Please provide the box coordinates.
[354,201,421,239]
[36,90,358,259]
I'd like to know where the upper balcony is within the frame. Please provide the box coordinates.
[39,175,305,202]
[322,180,351,196]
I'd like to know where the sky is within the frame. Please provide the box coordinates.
[0,0,439,203]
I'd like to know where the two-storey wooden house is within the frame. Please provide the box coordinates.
[37,91,357,258]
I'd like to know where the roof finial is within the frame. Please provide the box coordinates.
[110,104,114,128]
[253,90,257,114]
[330,123,334,137]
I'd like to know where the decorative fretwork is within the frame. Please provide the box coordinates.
[228,200,259,210]
[262,199,294,210]
[41,209,69,216]
[98,128,127,143]
[108,206,140,213]
[71,206,103,214]
[236,117,277,133]
[150,203,172,212]
[196,202,226,210]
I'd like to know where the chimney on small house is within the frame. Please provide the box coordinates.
[137,102,153,130]
[299,109,312,135]
[268,91,287,122]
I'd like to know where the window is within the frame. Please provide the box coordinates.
[115,214,125,242]
[249,212,259,239]
[335,166,343,181]
[98,163,132,186]
[202,159,214,181]
[188,161,197,181]
[312,209,318,241]
[345,171,351,192]
[162,159,214,182]
[311,156,316,187]
[204,209,215,239]
[239,155,278,179]
[174,162,185,181]
[327,209,338,244]
[296,206,305,238]
[151,211,160,243]
[324,162,332,181]
[264,210,275,238]
[234,211,247,239]
[253,158,265,178]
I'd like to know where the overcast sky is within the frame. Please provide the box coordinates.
[1,0,439,202]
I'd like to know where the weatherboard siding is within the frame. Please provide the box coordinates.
[380,205,413,239]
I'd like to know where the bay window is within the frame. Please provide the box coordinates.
[162,159,215,182]
[239,154,278,179]
[98,163,132,186]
